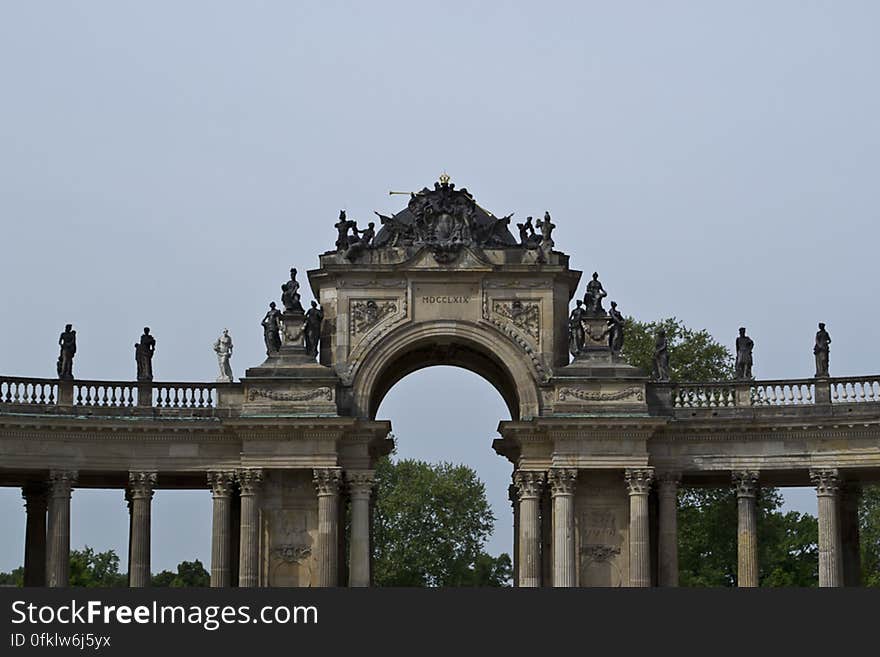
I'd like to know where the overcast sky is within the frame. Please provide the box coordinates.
[1,2,878,572]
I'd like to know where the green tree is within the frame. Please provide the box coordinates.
[626,317,821,586]
[69,547,127,587]
[0,567,24,587]
[861,485,880,586]
[373,456,511,587]
[152,559,210,587]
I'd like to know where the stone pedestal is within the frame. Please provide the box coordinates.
[549,468,577,587]
[313,468,342,587]
[657,473,680,587]
[46,470,77,588]
[347,470,374,587]
[208,471,234,588]
[514,470,544,588]
[811,468,842,587]
[22,483,48,587]
[625,468,653,588]
[237,469,263,588]
[733,470,759,588]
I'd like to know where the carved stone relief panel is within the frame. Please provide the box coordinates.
[347,296,407,361]
[575,472,630,587]
[260,470,317,587]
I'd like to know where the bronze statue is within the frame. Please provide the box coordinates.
[57,324,76,380]
[344,222,376,261]
[814,322,831,378]
[568,300,586,357]
[281,268,305,313]
[334,210,356,252]
[735,327,754,379]
[536,211,555,253]
[135,327,156,382]
[607,301,624,355]
[653,329,670,382]
[583,272,608,317]
[304,300,324,358]
[262,302,283,355]
[517,216,542,249]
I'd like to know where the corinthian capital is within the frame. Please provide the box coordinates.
[810,468,840,497]
[625,468,654,495]
[48,470,78,497]
[236,468,264,496]
[207,471,235,497]
[313,468,342,497]
[128,471,157,499]
[548,468,577,496]
[513,470,545,499]
[732,470,759,498]
[345,470,375,498]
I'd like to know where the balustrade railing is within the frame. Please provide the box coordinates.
[672,383,737,408]
[74,381,139,407]
[0,377,57,405]
[152,383,216,409]
[830,376,880,403]
[749,380,814,406]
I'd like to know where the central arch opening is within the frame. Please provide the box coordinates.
[374,365,514,583]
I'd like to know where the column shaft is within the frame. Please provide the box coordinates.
[46,471,77,588]
[732,471,759,587]
[208,471,234,587]
[840,484,862,587]
[625,468,654,587]
[237,469,263,588]
[314,468,342,587]
[347,471,374,587]
[128,471,156,588]
[549,468,577,587]
[514,470,545,588]
[22,483,48,587]
[811,469,842,587]
[657,474,680,587]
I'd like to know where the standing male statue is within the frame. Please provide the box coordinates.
[135,327,156,382]
[653,329,670,382]
[262,302,283,355]
[536,211,555,259]
[57,324,76,380]
[583,272,608,317]
[735,327,754,379]
[304,300,324,358]
[334,210,356,252]
[607,301,625,355]
[568,300,586,357]
[814,322,831,378]
[281,268,305,313]
[213,329,234,382]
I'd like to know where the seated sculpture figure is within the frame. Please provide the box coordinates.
[281,268,305,313]
[583,272,607,317]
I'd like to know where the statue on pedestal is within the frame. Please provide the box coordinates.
[213,329,234,382]
[653,329,670,382]
[334,210,357,252]
[607,301,625,355]
[135,327,156,382]
[262,302,282,355]
[583,272,608,317]
[568,300,586,357]
[304,300,324,358]
[735,327,754,380]
[814,322,831,378]
[281,268,305,313]
[57,324,76,380]
[536,211,555,259]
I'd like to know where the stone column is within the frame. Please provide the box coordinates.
[22,483,48,587]
[548,468,577,587]
[514,470,545,588]
[128,471,157,588]
[811,468,842,587]
[46,470,77,588]
[840,484,862,587]
[657,473,680,587]
[509,483,520,586]
[236,469,263,587]
[625,468,654,588]
[732,470,759,587]
[208,471,235,588]
[314,468,342,587]
[124,488,133,586]
[346,470,374,587]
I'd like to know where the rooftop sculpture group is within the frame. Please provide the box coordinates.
[261,267,324,361]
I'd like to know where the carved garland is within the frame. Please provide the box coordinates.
[247,387,333,403]
[556,386,645,402]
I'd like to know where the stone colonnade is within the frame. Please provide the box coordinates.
[510,466,862,588]
[18,467,377,588]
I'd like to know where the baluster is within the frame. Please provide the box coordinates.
[869,381,878,401]
[831,383,839,402]
[847,382,856,402]
[767,386,777,405]
[172,387,180,408]
[48,383,56,404]
[198,387,206,408]
[858,382,866,402]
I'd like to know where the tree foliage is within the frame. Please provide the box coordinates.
[152,559,210,587]
[861,485,880,587]
[372,456,511,586]
[622,316,734,381]
[69,547,127,587]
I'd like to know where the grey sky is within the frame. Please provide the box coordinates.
[1,2,878,571]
